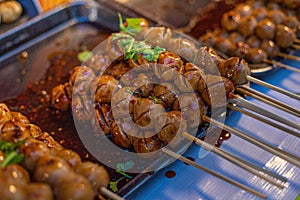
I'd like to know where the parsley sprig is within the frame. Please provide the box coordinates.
[0,140,25,168]
[113,14,166,62]
[109,160,134,192]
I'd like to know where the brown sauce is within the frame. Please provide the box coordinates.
[164,170,176,178]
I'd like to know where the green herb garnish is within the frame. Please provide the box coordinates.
[149,96,163,104]
[78,50,93,62]
[295,193,300,200]
[0,140,25,168]
[125,88,140,95]
[109,160,135,192]
[118,13,142,35]
[114,14,166,62]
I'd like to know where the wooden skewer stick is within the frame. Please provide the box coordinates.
[202,115,300,168]
[277,52,300,62]
[162,148,267,199]
[294,39,300,44]
[263,59,300,73]
[246,75,300,101]
[236,86,300,117]
[229,95,300,132]
[100,187,125,200]
[182,132,286,186]
[228,104,300,153]
[292,44,300,50]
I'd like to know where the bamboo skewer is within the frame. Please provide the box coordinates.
[229,95,300,132]
[182,132,287,186]
[277,52,300,62]
[236,86,300,117]
[292,44,300,50]
[263,59,300,73]
[162,148,267,199]
[246,75,300,101]
[202,116,300,167]
[294,39,300,44]
[100,187,125,200]
[228,104,300,150]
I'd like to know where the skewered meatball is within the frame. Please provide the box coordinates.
[132,136,162,153]
[255,19,275,40]
[19,139,50,172]
[261,40,279,58]
[218,57,250,85]
[246,35,261,48]
[53,173,95,200]
[282,16,300,29]
[0,179,27,200]
[275,24,296,48]
[157,111,186,145]
[94,104,113,135]
[25,183,53,200]
[33,154,73,185]
[158,51,184,70]
[1,164,30,186]
[199,75,234,106]
[267,9,286,24]
[51,83,71,111]
[237,16,258,37]
[91,75,118,104]
[152,83,178,108]
[221,10,241,31]
[75,161,110,191]
[183,63,206,91]
[245,48,268,64]
[252,7,268,21]
[55,149,82,167]
[110,121,132,148]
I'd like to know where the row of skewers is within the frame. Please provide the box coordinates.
[198,0,300,73]
[0,103,123,200]
[50,24,300,198]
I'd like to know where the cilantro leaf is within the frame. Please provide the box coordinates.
[109,181,119,192]
[117,160,134,171]
[0,140,25,168]
[295,193,300,200]
[78,51,93,62]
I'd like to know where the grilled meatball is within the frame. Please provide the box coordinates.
[55,149,82,167]
[282,16,300,29]
[33,155,73,185]
[246,35,261,48]
[252,7,268,21]
[218,57,250,85]
[261,40,279,58]
[152,83,177,108]
[255,19,275,40]
[275,25,296,48]
[172,93,201,128]
[199,75,234,106]
[51,83,71,111]
[267,9,286,24]
[75,161,110,191]
[91,75,118,104]
[183,63,206,91]
[25,183,53,200]
[221,10,241,31]
[53,173,95,200]
[0,179,27,200]
[157,111,186,145]
[19,139,50,172]
[238,16,258,37]
[132,136,162,153]
[159,51,184,70]
[110,121,132,148]
[245,48,268,64]
[1,164,30,186]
